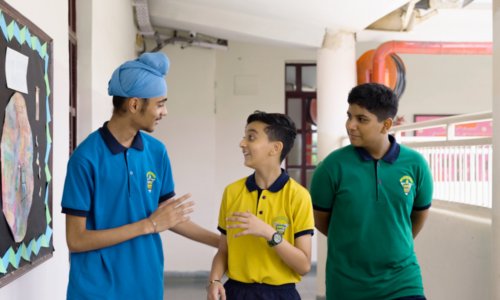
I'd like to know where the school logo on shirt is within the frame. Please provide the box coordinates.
[400,176,414,196]
[273,216,290,235]
[147,172,156,193]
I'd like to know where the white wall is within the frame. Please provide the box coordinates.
[357,42,492,121]
[77,0,137,142]
[414,201,491,299]
[0,0,69,299]
[150,43,218,272]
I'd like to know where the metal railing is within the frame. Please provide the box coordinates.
[391,111,492,208]
[343,111,493,208]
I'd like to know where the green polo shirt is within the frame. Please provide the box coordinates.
[310,135,433,300]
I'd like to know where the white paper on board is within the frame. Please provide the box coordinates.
[5,47,29,94]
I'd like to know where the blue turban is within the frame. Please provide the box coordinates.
[108,53,170,98]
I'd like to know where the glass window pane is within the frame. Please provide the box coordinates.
[286,66,296,91]
[301,66,317,92]
[288,168,301,185]
[306,133,317,166]
[287,98,302,130]
[306,169,315,190]
[287,134,302,166]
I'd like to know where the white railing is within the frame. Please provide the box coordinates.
[344,111,493,208]
[392,111,492,208]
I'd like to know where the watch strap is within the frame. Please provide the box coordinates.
[267,232,282,247]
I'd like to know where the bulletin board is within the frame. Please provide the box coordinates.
[0,2,53,288]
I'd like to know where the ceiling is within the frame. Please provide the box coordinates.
[147,0,492,48]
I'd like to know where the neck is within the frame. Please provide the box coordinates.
[107,115,138,148]
[363,134,391,160]
[254,165,282,190]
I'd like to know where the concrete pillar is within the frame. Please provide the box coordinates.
[492,1,500,299]
[316,29,357,299]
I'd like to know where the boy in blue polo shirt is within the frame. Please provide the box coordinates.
[207,111,315,300]
[311,83,433,300]
[61,53,219,300]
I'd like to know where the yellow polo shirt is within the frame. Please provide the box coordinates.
[217,170,315,285]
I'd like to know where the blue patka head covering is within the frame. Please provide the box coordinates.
[108,53,170,98]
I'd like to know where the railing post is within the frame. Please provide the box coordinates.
[447,124,455,141]
[395,131,402,140]
[492,0,500,297]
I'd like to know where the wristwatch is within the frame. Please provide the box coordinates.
[267,232,283,247]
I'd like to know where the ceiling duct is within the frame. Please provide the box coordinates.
[429,0,476,9]
[366,0,477,32]
[132,0,228,53]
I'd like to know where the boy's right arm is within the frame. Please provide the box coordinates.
[66,195,194,253]
[310,162,335,237]
[313,210,331,236]
[207,234,228,300]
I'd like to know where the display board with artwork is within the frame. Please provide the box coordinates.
[0,2,53,288]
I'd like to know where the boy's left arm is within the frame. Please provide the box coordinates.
[410,209,429,239]
[170,221,220,248]
[227,192,314,276]
[227,211,312,276]
[411,155,434,239]
[158,149,220,248]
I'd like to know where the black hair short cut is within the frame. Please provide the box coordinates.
[347,83,398,122]
[112,96,149,115]
[246,111,297,162]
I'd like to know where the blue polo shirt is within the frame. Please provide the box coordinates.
[61,122,175,300]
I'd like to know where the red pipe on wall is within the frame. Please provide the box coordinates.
[372,41,492,85]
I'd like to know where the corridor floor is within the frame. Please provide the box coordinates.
[163,265,317,300]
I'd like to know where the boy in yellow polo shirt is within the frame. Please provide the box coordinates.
[207,111,315,300]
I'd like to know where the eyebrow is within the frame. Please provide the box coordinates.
[246,129,259,134]
[347,112,370,118]
[157,98,168,103]
[356,114,370,118]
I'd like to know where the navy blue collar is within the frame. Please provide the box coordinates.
[354,134,400,164]
[98,121,144,155]
[245,169,290,193]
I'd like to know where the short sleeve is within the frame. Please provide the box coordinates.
[159,148,175,203]
[61,156,94,217]
[413,156,433,210]
[292,191,315,239]
[310,161,336,212]
[217,188,228,235]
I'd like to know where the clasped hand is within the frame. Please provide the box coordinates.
[226,210,275,240]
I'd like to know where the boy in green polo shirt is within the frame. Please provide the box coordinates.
[311,83,432,300]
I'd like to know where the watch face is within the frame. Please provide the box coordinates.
[273,233,282,244]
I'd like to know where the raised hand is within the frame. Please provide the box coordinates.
[147,194,194,233]
[226,210,275,240]
[207,282,225,300]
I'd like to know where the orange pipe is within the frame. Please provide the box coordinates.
[372,41,492,85]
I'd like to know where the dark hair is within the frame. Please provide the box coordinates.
[112,96,149,115]
[246,111,297,162]
[347,83,398,122]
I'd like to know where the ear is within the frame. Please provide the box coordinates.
[270,141,284,157]
[128,97,140,114]
[381,118,393,134]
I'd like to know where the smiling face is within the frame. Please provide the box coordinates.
[346,103,392,148]
[129,94,168,133]
[239,121,282,169]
